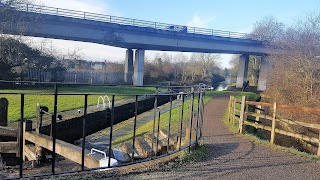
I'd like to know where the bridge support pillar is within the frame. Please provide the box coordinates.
[124,49,133,84]
[133,49,145,86]
[257,56,271,91]
[236,54,249,88]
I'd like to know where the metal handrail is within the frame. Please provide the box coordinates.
[6,3,269,41]
[0,81,205,179]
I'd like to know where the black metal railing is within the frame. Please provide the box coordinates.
[0,82,205,179]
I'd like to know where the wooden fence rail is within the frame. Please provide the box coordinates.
[228,95,320,157]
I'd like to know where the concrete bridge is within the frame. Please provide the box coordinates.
[0,3,270,90]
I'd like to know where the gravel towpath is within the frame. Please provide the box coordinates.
[119,94,320,180]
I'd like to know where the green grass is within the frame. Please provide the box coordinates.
[177,143,207,163]
[234,92,260,101]
[0,85,157,122]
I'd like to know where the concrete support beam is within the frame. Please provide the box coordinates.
[124,49,133,84]
[236,54,249,88]
[257,57,271,91]
[133,49,145,86]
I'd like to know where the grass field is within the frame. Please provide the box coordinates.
[0,85,158,122]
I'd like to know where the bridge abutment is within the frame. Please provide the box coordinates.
[133,49,145,86]
[236,54,249,88]
[257,56,271,91]
[124,49,134,84]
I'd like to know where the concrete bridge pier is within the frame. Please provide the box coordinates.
[124,49,134,84]
[236,54,249,88]
[133,49,145,86]
[257,56,271,91]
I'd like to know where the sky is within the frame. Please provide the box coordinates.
[26,0,320,68]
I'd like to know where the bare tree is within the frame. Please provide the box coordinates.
[266,13,320,109]
[248,17,285,85]
[190,53,221,81]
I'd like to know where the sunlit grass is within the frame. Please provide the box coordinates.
[0,85,157,122]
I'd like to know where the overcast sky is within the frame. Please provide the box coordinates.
[25,0,320,68]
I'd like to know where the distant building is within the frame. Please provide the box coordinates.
[65,59,107,72]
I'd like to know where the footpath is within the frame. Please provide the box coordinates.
[119,93,320,180]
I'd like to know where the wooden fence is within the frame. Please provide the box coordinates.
[228,95,320,156]
[0,126,19,154]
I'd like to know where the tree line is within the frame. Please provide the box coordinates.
[144,52,225,85]
[229,14,320,109]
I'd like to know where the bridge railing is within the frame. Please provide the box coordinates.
[7,3,269,42]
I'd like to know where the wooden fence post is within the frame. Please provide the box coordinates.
[0,98,9,126]
[23,120,32,160]
[239,96,247,134]
[270,102,277,144]
[232,97,236,126]
[35,103,43,165]
[254,105,261,134]
[317,131,320,157]
[228,96,232,122]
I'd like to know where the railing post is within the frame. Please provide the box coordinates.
[56,8,58,16]
[81,94,88,171]
[26,4,29,12]
[84,12,86,19]
[239,96,247,134]
[179,95,185,150]
[199,91,204,138]
[18,94,24,178]
[195,92,201,144]
[151,93,158,159]
[131,95,138,162]
[51,84,58,174]
[108,95,115,167]
[188,89,195,152]
[155,108,161,156]
[167,95,173,154]
[270,102,277,144]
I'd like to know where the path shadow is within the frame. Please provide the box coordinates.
[203,142,239,160]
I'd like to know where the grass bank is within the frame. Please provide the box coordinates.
[0,85,157,122]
